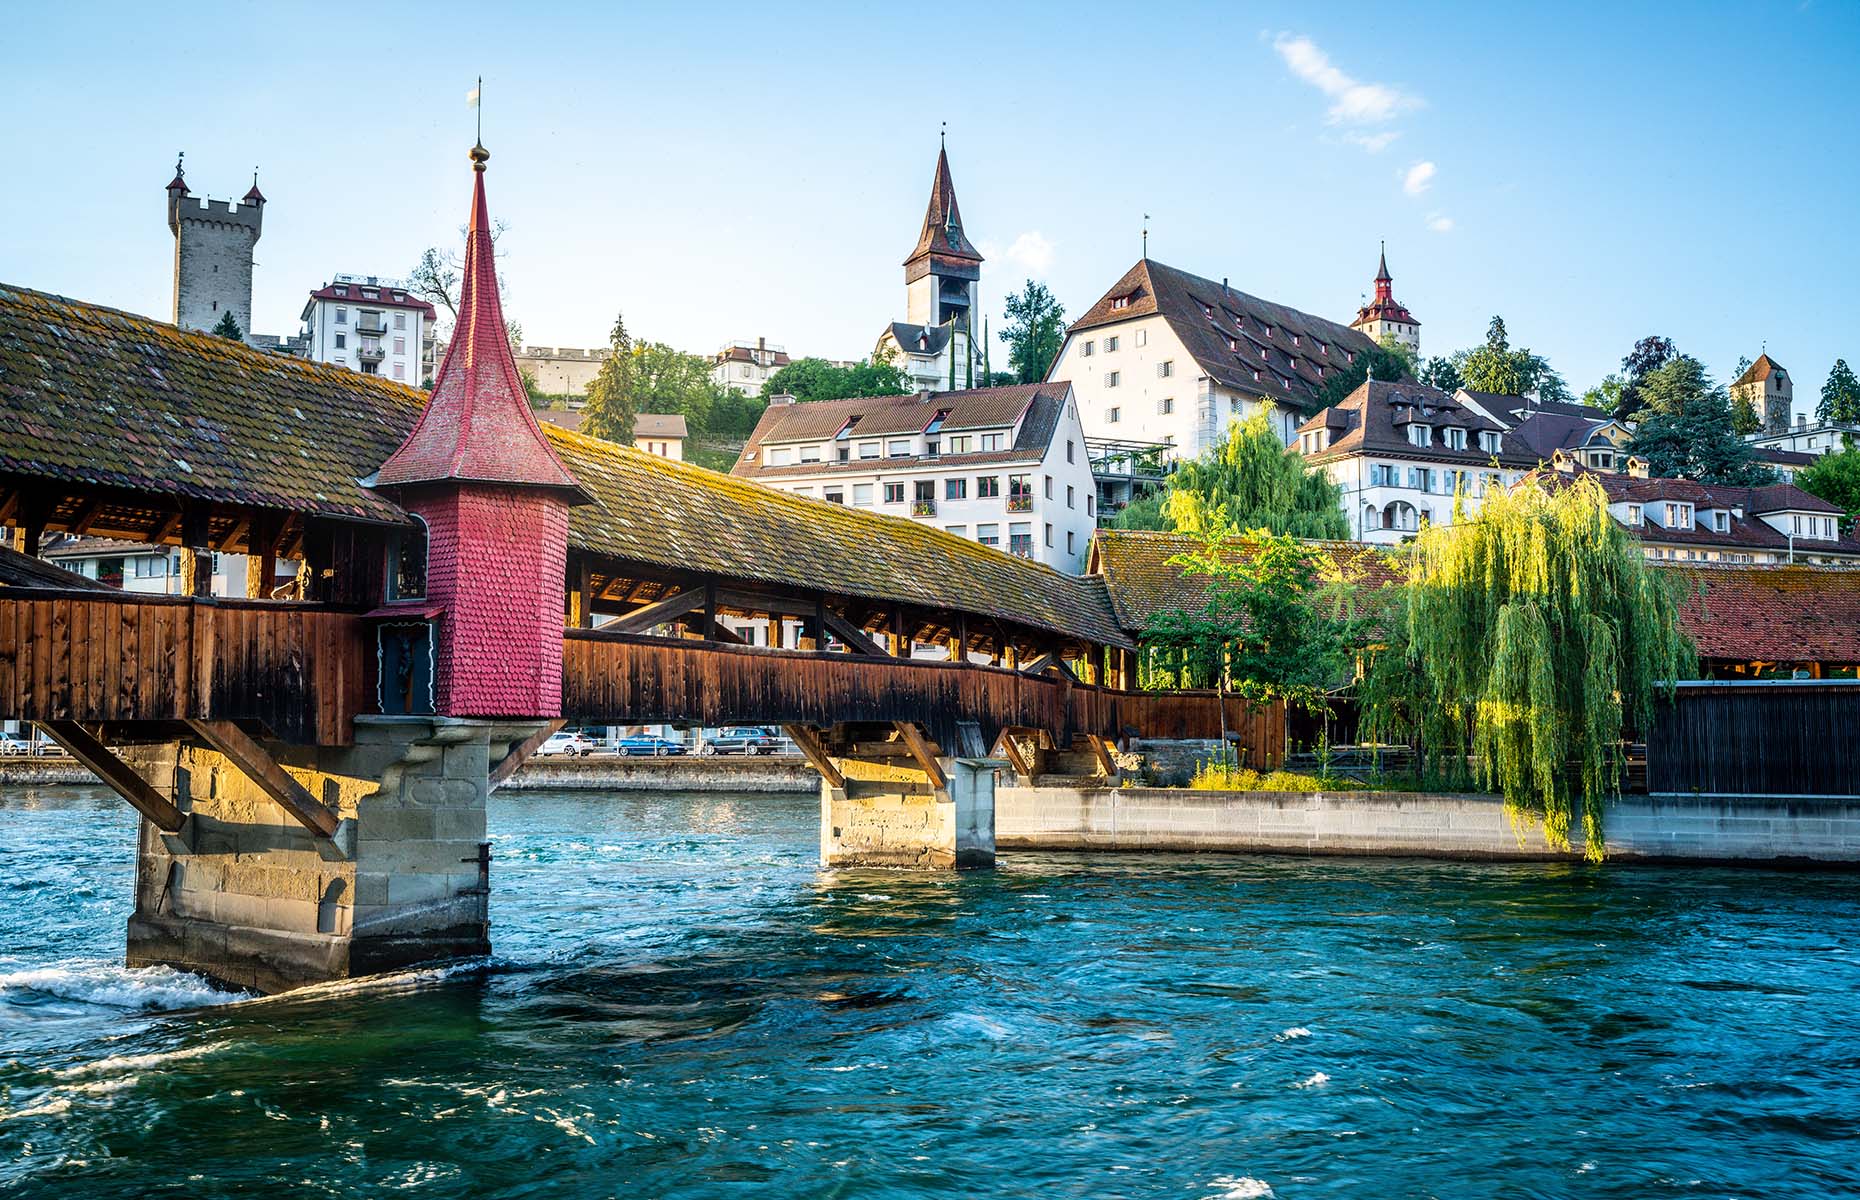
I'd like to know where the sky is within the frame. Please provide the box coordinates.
[5,1,1859,404]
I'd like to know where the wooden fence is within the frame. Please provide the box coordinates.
[0,588,365,745]
[1646,680,1860,797]
[562,629,1283,762]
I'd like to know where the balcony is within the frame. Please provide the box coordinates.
[911,499,937,517]
[356,340,387,362]
[1006,495,1033,513]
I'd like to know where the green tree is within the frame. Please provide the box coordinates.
[759,356,910,403]
[1419,355,1463,393]
[1316,339,1411,407]
[582,314,639,444]
[1799,442,1860,533]
[1361,475,1693,859]
[1818,358,1860,423]
[1581,373,1625,414]
[1625,356,1776,485]
[1730,390,1762,435]
[1612,334,1676,419]
[1453,316,1567,401]
[1142,530,1363,720]
[1120,409,1350,539]
[211,311,243,341]
[1001,280,1067,384]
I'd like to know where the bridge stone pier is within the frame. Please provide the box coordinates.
[816,732,1003,869]
[121,718,544,994]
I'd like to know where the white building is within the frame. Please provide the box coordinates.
[300,275,437,384]
[712,338,792,395]
[633,413,688,460]
[1051,258,1383,463]
[730,383,1098,574]
[39,537,296,597]
[874,144,983,393]
[1751,413,1860,459]
[1296,379,1536,544]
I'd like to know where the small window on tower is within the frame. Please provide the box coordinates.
[386,517,428,602]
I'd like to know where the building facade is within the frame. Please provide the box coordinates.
[299,276,436,383]
[513,346,605,397]
[875,145,982,393]
[1296,379,1536,544]
[1751,414,1860,459]
[40,536,294,598]
[633,413,687,460]
[731,383,1097,573]
[712,338,792,395]
[166,156,264,338]
[1347,245,1420,358]
[1051,259,1382,464]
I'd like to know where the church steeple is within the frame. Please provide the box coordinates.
[905,145,983,270]
[1350,241,1420,359]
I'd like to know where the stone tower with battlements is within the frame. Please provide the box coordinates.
[165,154,264,337]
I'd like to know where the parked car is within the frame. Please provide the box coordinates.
[615,734,686,757]
[535,730,595,758]
[0,732,36,757]
[696,726,782,756]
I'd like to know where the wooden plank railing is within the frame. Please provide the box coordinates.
[562,628,1283,764]
[0,588,366,745]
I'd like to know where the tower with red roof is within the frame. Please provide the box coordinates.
[1349,242,1421,359]
[374,138,590,718]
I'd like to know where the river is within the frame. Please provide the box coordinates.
[2,784,1857,1198]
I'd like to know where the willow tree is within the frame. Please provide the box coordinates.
[1363,475,1693,859]
[1117,408,1349,539]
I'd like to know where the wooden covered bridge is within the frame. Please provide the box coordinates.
[0,148,1275,991]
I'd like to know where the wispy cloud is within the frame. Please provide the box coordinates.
[1272,33,1421,126]
[1003,231,1054,276]
[1427,213,1454,233]
[1344,130,1400,153]
[1402,161,1437,196]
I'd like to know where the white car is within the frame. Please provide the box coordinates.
[534,731,594,758]
[0,732,35,757]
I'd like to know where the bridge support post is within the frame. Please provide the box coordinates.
[121,716,545,994]
[818,729,1002,870]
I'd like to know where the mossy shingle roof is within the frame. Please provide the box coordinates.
[0,284,1128,646]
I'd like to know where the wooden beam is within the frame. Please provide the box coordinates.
[68,498,104,536]
[705,616,749,644]
[997,729,1033,781]
[891,721,947,790]
[1085,733,1119,780]
[784,724,845,789]
[0,489,16,527]
[489,719,565,788]
[37,721,186,832]
[606,586,706,634]
[822,610,887,656]
[245,512,282,599]
[184,720,341,839]
[568,556,595,629]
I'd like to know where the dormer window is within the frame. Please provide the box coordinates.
[1406,424,1431,448]
[1317,342,1328,355]
[1444,428,1466,451]
[1627,504,1643,526]
[1665,502,1693,529]
[1478,431,1502,453]
[1714,511,1729,533]
[1264,326,1275,339]
[1111,294,1132,310]
[1292,334,1301,346]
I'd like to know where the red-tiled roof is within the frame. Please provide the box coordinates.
[1525,466,1860,556]
[306,282,435,317]
[1297,378,1534,467]
[732,384,1066,479]
[375,152,585,501]
[1733,354,1785,388]
[1666,563,1860,664]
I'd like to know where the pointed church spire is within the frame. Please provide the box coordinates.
[905,141,983,267]
[1375,240,1391,283]
[376,140,586,501]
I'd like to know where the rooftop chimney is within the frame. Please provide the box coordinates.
[1627,456,1649,479]
[769,392,798,407]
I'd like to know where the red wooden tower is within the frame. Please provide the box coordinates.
[374,139,589,718]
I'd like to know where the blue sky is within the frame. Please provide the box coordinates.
[4,1,1858,403]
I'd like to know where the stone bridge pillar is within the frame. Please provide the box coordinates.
[122,716,544,994]
[815,728,1002,869]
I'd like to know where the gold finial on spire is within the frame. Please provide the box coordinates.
[468,75,489,170]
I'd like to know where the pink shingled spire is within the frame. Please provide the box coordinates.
[376,142,586,499]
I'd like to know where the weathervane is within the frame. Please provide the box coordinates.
[1142,213,1150,258]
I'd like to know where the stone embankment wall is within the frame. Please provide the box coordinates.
[998,785,1860,865]
[0,760,92,787]
[496,756,816,793]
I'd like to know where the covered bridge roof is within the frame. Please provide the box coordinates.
[0,284,1127,648]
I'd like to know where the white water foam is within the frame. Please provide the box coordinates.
[1205,1176,1274,1198]
[0,962,238,1013]
[1276,1027,1312,1041]
[1293,1071,1330,1089]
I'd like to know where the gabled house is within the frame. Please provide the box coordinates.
[1295,379,1536,543]
[730,383,1098,573]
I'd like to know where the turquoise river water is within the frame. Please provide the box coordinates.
[1,784,1858,1198]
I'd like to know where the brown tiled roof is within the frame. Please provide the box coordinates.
[1506,410,1617,460]
[1068,259,1380,413]
[1525,467,1860,556]
[1090,528,1406,634]
[1733,354,1785,388]
[0,283,420,525]
[0,543,108,590]
[714,345,791,367]
[905,147,982,268]
[0,285,1130,647]
[885,323,954,357]
[1664,563,1860,664]
[548,425,1129,647]
[735,384,1054,469]
[1297,378,1535,467]
[634,413,688,439]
